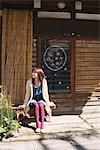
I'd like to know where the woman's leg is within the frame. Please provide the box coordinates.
[39,102,45,129]
[33,101,40,128]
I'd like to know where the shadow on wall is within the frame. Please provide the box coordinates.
[74,91,92,115]
[51,91,92,116]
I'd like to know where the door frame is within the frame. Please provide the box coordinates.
[36,36,75,109]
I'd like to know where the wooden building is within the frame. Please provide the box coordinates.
[0,0,100,115]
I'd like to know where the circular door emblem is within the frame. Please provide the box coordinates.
[43,45,67,71]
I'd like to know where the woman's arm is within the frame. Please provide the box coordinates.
[42,78,50,105]
[24,80,31,106]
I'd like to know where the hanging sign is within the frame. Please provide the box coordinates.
[43,45,67,71]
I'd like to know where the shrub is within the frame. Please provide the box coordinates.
[0,87,20,141]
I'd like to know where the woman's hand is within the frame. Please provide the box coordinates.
[46,101,51,106]
[46,101,56,109]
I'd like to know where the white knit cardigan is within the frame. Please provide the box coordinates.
[24,78,50,113]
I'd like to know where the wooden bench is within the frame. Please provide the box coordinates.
[13,102,56,122]
[13,106,30,120]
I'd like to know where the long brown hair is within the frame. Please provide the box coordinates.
[32,67,45,83]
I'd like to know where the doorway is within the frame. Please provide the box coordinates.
[37,37,75,114]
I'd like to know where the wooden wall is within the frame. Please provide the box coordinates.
[75,39,100,112]
[32,38,100,115]
[34,19,100,38]
[75,40,100,91]
[50,93,72,115]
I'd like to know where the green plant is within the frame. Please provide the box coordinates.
[0,87,20,141]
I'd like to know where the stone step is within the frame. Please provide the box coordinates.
[88,96,100,100]
[85,101,100,106]
[74,105,100,113]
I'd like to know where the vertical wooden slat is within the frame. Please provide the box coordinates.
[2,9,32,105]
[75,40,100,92]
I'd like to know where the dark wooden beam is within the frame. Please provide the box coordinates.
[34,18,100,38]
[1,0,100,12]
[1,0,33,9]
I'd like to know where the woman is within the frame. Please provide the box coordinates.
[22,67,50,133]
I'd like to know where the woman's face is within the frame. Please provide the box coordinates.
[32,71,38,78]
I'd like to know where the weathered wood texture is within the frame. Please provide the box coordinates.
[32,39,38,67]
[32,39,100,115]
[1,9,32,105]
[75,40,100,92]
[50,93,72,115]
[74,40,100,113]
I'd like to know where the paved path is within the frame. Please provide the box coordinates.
[0,130,100,150]
[0,114,100,150]
[0,99,100,150]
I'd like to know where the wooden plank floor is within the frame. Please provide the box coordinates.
[80,98,100,130]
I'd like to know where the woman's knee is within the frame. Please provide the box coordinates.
[34,101,39,108]
[39,103,44,109]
